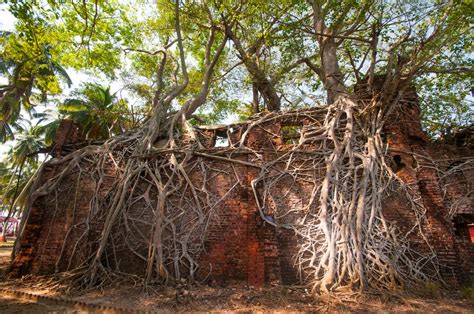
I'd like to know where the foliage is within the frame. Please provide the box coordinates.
[0,0,134,142]
[0,157,38,208]
[416,73,473,138]
[0,122,42,217]
[59,83,132,140]
[461,283,474,300]
[1,0,472,145]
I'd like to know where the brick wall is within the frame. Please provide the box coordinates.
[383,92,474,285]
[10,95,474,288]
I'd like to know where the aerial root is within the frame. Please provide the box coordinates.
[21,96,441,294]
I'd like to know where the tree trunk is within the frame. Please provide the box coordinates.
[224,24,281,111]
[320,39,346,103]
[309,0,347,103]
[1,157,25,240]
[252,83,260,113]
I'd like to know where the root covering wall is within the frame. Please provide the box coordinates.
[10,95,474,287]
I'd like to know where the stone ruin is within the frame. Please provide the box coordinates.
[8,85,474,289]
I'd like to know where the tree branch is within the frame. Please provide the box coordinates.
[419,67,473,75]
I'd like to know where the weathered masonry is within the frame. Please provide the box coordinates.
[9,87,474,288]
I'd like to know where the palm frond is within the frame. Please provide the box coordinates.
[51,62,72,87]
[0,121,13,142]
[60,99,88,112]
[41,120,60,146]
[0,58,15,75]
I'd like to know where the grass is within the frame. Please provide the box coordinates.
[420,281,442,298]
[461,283,474,300]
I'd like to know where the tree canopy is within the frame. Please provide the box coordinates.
[0,0,471,143]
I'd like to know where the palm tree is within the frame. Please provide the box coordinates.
[0,122,44,240]
[59,83,130,140]
[0,39,72,142]
[33,109,62,146]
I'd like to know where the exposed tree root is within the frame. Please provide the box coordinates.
[250,96,440,294]
[15,95,444,295]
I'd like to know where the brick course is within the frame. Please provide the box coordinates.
[10,94,474,288]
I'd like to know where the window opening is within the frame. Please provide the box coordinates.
[214,133,229,147]
[281,125,302,144]
[215,135,228,147]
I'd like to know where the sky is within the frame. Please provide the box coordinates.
[0,4,14,32]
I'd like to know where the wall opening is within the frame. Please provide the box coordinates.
[390,155,405,172]
[214,130,229,147]
[215,135,228,147]
[281,125,302,145]
[454,215,474,244]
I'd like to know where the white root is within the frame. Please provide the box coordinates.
[17,96,443,295]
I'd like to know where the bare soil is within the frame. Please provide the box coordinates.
[1,247,473,313]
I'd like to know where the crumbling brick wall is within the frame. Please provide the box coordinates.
[10,96,474,287]
[9,159,113,276]
[382,97,474,285]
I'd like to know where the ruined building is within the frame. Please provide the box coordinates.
[8,85,474,289]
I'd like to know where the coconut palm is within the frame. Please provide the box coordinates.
[59,83,130,140]
[0,39,72,142]
[32,109,62,146]
[0,122,44,239]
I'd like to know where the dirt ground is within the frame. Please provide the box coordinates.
[1,246,473,313]
[0,294,74,313]
[0,282,473,313]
